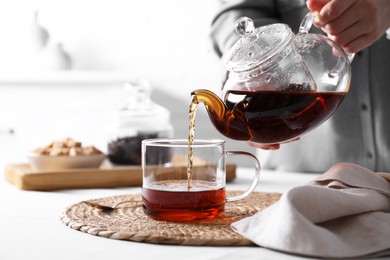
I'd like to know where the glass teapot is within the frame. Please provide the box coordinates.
[192,13,353,144]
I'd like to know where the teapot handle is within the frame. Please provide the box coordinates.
[298,12,355,63]
[298,12,317,35]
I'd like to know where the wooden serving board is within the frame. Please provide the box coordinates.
[4,161,236,191]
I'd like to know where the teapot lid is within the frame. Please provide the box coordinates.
[224,17,294,72]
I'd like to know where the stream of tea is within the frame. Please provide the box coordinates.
[186,94,198,189]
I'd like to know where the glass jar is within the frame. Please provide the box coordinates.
[106,79,173,165]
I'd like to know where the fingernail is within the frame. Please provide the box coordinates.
[314,16,325,27]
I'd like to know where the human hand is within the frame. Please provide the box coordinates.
[246,137,300,150]
[246,141,280,150]
[306,0,390,53]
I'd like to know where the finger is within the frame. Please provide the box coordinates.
[328,18,374,49]
[246,141,280,150]
[343,31,380,53]
[315,0,357,27]
[306,0,330,12]
[321,7,361,35]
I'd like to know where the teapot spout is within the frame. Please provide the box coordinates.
[191,89,251,141]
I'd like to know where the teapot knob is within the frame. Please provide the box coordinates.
[235,17,255,36]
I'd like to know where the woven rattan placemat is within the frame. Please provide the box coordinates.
[61,191,281,246]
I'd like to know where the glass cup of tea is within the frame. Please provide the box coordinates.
[141,138,260,222]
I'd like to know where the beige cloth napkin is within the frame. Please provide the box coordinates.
[232,162,390,258]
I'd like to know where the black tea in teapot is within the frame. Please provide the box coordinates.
[191,86,345,144]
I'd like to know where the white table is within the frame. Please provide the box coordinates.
[0,164,323,260]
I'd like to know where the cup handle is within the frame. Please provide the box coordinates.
[298,12,355,63]
[225,151,260,202]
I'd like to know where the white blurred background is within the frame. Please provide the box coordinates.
[0,0,221,88]
[0,0,256,164]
